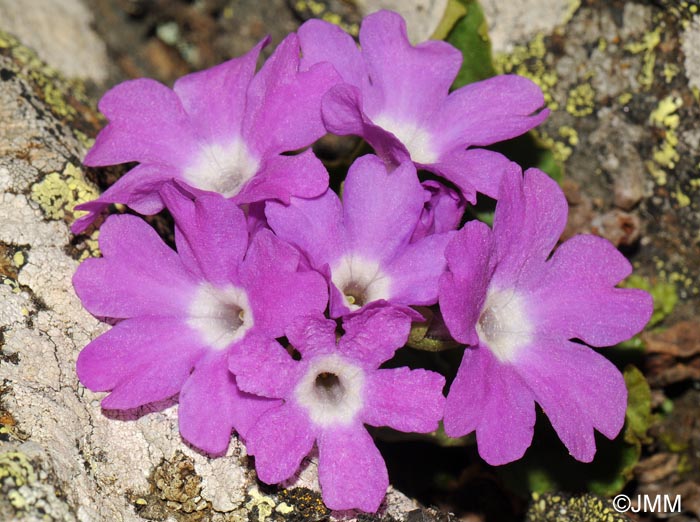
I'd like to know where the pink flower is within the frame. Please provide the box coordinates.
[73,34,340,233]
[229,305,445,512]
[74,185,328,454]
[438,165,653,465]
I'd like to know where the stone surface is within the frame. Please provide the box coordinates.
[0,0,109,82]
[480,0,579,53]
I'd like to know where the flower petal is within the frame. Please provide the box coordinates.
[343,156,423,262]
[161,183,248,286]
[318,425,388,512]
[245,404,316,484]
[430,148,516,203]
[73,215,194,319]
[173,39,266,144]
[339,303,413,367]
[439,221,494,346]
[492,167,568,290]
[285,314,338,357]
[384,231,453,305]
[84,78,198,167]
[359,10,461,123]
[535,235,652,346]
[178,352,276,454]
[431,74,548,152]
[444,347,536,465]
[245,55,340,155]
[363,367,445,433]
[77,317,203,400]
[239,229,328,336]
[235,149,329,205]
[229,333,302,399]
[72,163,175,234]
[266,188,345,267]
[298,18,365,86]
[321,84,410,164]
[516,339,628,462]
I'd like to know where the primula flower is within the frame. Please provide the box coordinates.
[229,305,446,512]
[72,33,340,233]
[266,154,454,318]
[298,10,549,202]
[438,165,653,465]
[74,185,328,454]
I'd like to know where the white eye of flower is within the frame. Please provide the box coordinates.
[331,255,391,311]
[371,114,438,165]
[184,141,260,197]
[294,354,364,427]
[187,283,254,350]
[476,288,533,363]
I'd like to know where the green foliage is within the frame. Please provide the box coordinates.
[446,0,497,87]
[497,366,653,497]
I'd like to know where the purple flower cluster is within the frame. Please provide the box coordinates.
[73,11,653,513]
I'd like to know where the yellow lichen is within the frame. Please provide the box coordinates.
[12,251,24,268]
[618,92,633,105]
[566,83,595,117]
[30,163,99,221]
[624,26,661,90]
[674,187,691,208]
[558,126,579,146]
[645,160,667,186]
[0,451,36,488]
[494,33,560,110]
[245,487,277,522]
[649,96,683,171]
[275,502,294,515]
[663,63,680,83]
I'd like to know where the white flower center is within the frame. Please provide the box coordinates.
[476,288,533,363]
[187,283,254,350]
[294,354,364,427]
[183,141,260,197]
[331,255,391,311]
[371,114,438,165]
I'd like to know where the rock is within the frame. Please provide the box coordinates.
[0,0,109,83]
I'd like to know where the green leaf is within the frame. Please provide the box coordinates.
[446,0,497,88]
[431,0,468,41]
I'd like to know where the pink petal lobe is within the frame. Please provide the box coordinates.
[285,314,338,357]
[85,78,198,167]
[246,404,316,484]
[235,149,329,205]
[228,333,302,398]
[516,340,628,462]
[173,38,265,144]
[343,156,423,262]
[339,303,413,367]
[363,367,445,432]
[439,221,494,346]
[73,215,193,319]
[492,167,568,290]
[534,234,653,346]
[359,10,461,122]
[444,347,536,466]
[77,317,204,402]
[318,425,388,512]
[178,352,276,454]
[432,74,548,151]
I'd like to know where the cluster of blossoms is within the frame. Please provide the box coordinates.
[73,11,653,513]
